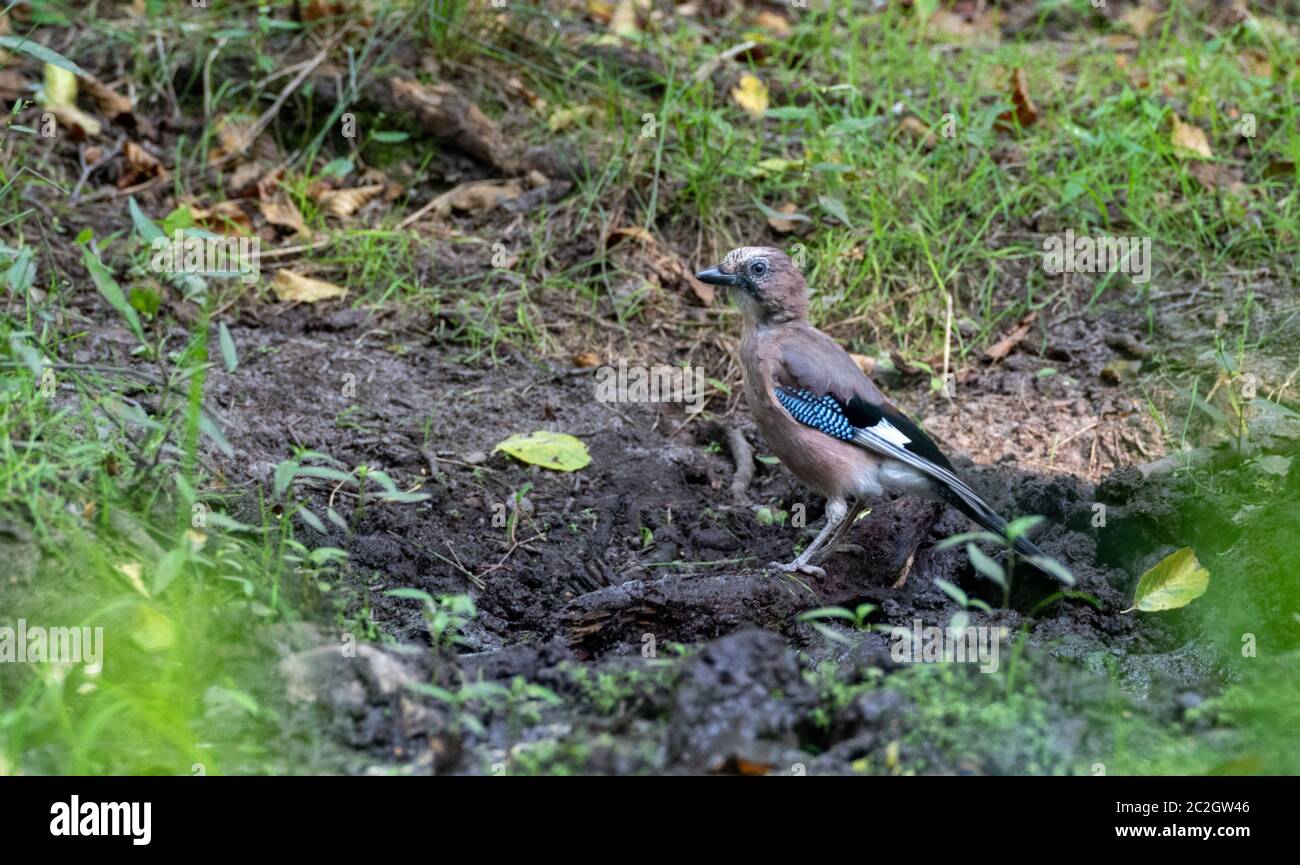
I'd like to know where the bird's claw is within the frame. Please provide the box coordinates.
[832,543,866,556]
[768,560,826,578]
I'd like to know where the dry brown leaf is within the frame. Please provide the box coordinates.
[255,167,288,201]
[683,272,714,306]
[927,9,998,42]
[1240,50,1272,79]
[189,200,253,235]
[505,77,546,111]
[0,70,25,103]
[226,161,267,199]
[605,226,655,247]
[441,179,524,215]
[731,757,774,776]
[272,270,347,303]
[983,312,1037,364]
[1188,162,1245,196]
[605,226,714,305]
[995,68,1038,131]
[1119,6,1158,37]
[360,166,405,202]
[300,0,348,21]
[210,114,276,164]
[754,10,790,36]
[261,194,311,238]
[80,76,133,122]
[850,353,877,375]
[766,202,808,235]
[899,115,936,149]
[117,140,166,187]
[586,0,614,25]
[385,78,511,171]
[46,104,100,138]
[730,74,768,119]
[609,0,641,37]
[1171,115,1212,159]
[315,183,385,218]
[1101,33,1140,52]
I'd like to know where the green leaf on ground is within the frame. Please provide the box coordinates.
[82,247,146,346]
[1123,547,1209,613]
[494,431,591,472]
[218,322,238,372]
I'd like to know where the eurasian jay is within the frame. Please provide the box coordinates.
[696,246,1048,578]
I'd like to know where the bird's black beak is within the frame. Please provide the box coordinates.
[694,266,740,287]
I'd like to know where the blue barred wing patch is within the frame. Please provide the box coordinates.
[774,387,856,442]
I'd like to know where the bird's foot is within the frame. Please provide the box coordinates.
[768,559,826,578]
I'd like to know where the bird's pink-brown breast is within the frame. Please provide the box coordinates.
[741,326,883,500]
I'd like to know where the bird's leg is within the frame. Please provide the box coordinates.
[769,498,846,577]
[814,498,867,562]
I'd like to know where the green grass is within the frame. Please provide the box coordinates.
[0,311,340,774]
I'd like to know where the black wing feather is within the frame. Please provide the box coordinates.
[774,386,1048,562]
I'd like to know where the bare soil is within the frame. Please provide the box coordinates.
[62,268,1300,774]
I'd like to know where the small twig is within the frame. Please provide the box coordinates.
[258,238,337,259]
[691,40,759,83]
[69,136,126,203]
[210,26,353,171]
[726,426,754,504]
[476,531,547,581]
[78,174,167,204]
[385,531,486,590]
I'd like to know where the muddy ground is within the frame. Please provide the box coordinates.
[63,263,1300,775]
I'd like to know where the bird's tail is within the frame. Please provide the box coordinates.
[933,477,1047,560]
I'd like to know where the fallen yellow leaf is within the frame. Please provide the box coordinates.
[271,270,347,303]
[731,73,768,119]
[43,63,101,138]
[547,104,597,132]
[586,0,614,25]
[115,561,148,597]
[609,0,641,37]
[43,63,77,107]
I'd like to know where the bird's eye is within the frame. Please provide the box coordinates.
[749,259,769,278]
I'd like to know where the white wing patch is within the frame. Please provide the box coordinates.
[871,418,912,448]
